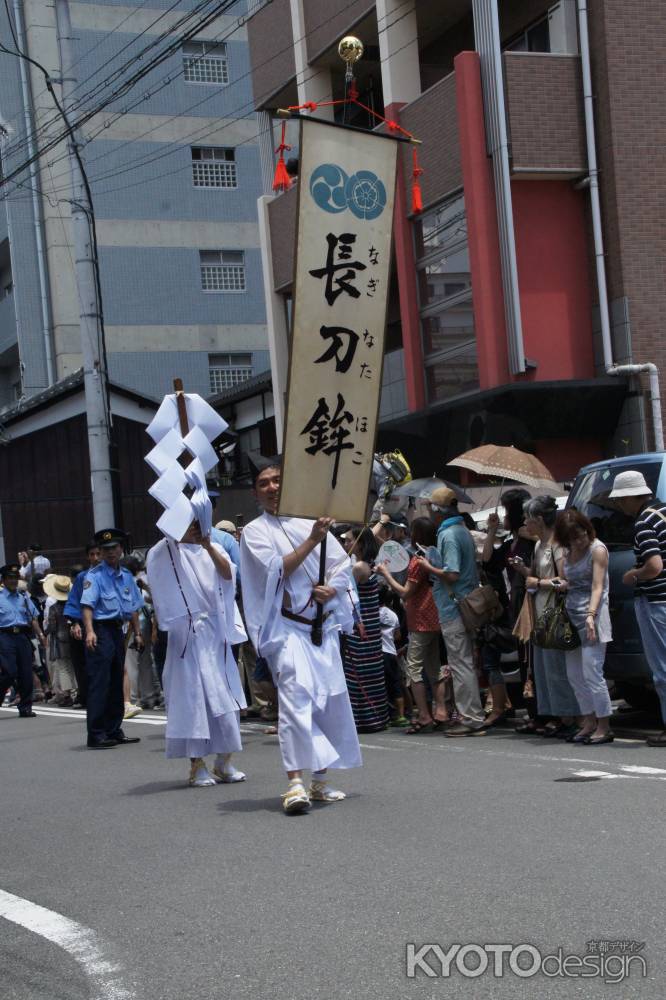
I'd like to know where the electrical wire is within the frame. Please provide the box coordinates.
[0,0,371,176]
[20,0,417,200]
[0,0,241,177]
[0,0,231,162]
[0,0,164,138]
[1,1,419,202]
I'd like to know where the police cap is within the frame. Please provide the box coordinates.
[0,564,21,579]
[93,528,127,549]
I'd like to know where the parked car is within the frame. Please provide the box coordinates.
[566,452,666,710]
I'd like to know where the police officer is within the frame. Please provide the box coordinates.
[0,564,47,717]
[81,529,144,749]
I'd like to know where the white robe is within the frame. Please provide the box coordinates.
[240,513,362,772]
[147,540,246,758]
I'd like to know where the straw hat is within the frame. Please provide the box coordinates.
[215,519,237,534]
[42,575,73,600]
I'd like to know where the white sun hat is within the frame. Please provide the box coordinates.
[608,470,652,498]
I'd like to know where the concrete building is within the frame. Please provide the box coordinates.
[246,0,666,482]
[0,0,269,408]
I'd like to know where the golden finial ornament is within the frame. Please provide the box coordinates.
[338,36,364,66]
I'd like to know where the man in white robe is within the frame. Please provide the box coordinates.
[147,521,247,787]
[240,460,362,814]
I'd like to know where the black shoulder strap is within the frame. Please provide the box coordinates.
[166,541,195,658]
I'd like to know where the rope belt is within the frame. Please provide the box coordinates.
[281,608,330,627]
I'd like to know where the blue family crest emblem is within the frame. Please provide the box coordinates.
[310,164,387,220]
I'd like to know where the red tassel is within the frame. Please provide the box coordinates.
[272,122,292,193]
[411,146,424,215]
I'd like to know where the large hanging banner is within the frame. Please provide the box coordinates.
[278,118,398,522]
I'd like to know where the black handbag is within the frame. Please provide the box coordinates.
[531,591,581,652]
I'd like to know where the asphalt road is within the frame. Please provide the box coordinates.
[1,705,665,1000]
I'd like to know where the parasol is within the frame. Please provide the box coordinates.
[391,477,474,504]
[447,445,558,493]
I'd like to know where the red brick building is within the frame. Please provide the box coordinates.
[247,0,665,482]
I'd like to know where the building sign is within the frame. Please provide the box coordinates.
[279,118,398,522]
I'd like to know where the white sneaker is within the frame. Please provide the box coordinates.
[281,780,310,815]
[124,702,142,720]
[189,759,216,787]
[309,779,346,803]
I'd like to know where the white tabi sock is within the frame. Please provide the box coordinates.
[214,753,246,783]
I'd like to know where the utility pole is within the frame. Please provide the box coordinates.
[53,0,117,529]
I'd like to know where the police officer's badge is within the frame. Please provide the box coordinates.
[84,580,92,589]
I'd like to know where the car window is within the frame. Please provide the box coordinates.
[567,462,663,548]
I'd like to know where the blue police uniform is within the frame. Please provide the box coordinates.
[81,550,143,747]
[210,527,241,581]
[0,583,39,716]
[63,571,85,621]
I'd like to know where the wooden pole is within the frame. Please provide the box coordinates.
[311,534,327,646]
[173,377,190,437]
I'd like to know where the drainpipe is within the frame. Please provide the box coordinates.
[577,0,663,451]
[13,0,55,386]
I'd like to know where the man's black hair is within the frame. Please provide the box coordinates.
[248,452,282,487]
[85,540,100,554]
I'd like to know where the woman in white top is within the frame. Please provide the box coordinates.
[554,509,613,745]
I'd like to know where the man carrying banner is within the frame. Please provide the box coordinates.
[240,458,362,815]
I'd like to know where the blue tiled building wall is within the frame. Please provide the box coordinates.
[99,247,265,325]
[70,33,256,122]
[88,143,263,220]
[74,0,267,399]
[0,0,268,402]
[108,347,270,399]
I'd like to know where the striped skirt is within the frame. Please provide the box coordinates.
[342,576,389,732]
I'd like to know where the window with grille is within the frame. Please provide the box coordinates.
[191,147,237,188]
[182,40,228,85]
[199,250,246,292]
[209,353,253,393]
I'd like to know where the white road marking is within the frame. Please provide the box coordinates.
[621,764,666,775]
[0,888,135,1000]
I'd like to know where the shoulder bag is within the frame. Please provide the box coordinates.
[531,590,581,651]
[447,578,504,633]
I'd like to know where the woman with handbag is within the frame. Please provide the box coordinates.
[554,510,614,745]
[514,496,581,737]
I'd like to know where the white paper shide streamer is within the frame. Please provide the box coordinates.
[146,393,227,541]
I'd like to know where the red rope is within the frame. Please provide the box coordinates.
[277,94,425,215]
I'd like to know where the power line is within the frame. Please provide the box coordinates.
[0,0,241,178]
[0,0,230,162]
[0,0,164,139]
[1,0,417,201]
[0,0,364,176]
[34,0,416,198]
